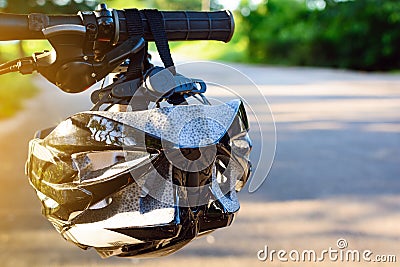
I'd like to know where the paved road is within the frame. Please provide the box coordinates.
[0,63,399,266]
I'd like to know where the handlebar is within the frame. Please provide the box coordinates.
[0,5,235,94]
[0,9,235,43]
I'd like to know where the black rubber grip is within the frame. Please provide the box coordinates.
[0,10,234,42]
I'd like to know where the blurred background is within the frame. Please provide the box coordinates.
[1,0,400,119]
[0,1,399,266]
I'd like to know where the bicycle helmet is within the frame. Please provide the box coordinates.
[26,99,252,258]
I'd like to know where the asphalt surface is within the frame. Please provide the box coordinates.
[0,63,399,266]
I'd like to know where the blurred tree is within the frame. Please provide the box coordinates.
[239,0,400,71]
[309,0,400,70]
[239,0,312,64]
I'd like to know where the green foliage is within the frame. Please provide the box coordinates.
[239,0,311,64]
[238,0,400,71]
[310,0,400,70]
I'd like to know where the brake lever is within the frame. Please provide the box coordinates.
[35,23,145,93]
[0,57,36,75]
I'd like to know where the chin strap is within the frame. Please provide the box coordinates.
[90,8,178,110]
[125,8,146,80]
[123,8,177,79]
[142,9,176,75]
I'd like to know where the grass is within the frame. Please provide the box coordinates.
[0,73,38,120]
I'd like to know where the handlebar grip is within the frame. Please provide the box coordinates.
[0,10,234,42]
[119,10,235,43]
